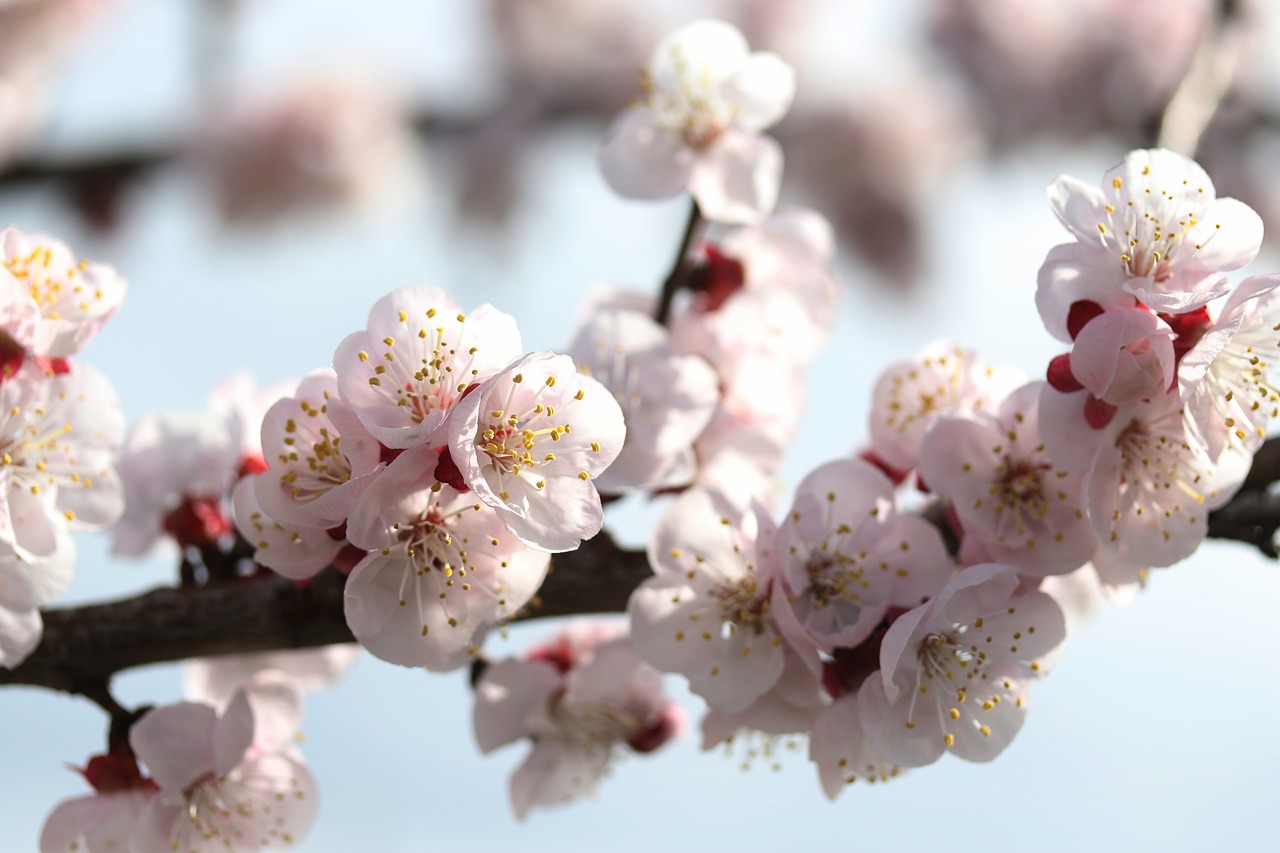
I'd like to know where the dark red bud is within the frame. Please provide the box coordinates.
[161,496,232,550]
[1046,353,1084,393]
[688,244,747,312]
[433,446,469,493]
[627,704,682,753]
[1083,395,1118,429]
[1066,301,1105,340]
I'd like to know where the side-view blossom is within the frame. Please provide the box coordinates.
[254,370,383,531]
[447,351,625,552]
[129,691,318,851]
[231,475,344,581]
[0,226,127,358]
[868,340,1024,473]
[39,750,157,853]
[599,19,795,223]
[858,563,1066,768]
[809,692,902,799]
[0,526,73,668]
[474,624,680,819]
[567,307,718,492]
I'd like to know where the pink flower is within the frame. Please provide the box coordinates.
[254,370,383,531]
[0,227,126,358]
[628,488,785,712]
[1068,307,1175,406]
[809,692,903,799]
[342,445,549,669]
[231,475,343,581]
[771,458,952,665]
[129,691,318,851]
[567,308,718,493]
[39,749,157,853]
[599,19,795,224]
[447,352,625,553]
[918,382,1095,576]
[868,340,1024,473]
[333,286,522,450]
[474,624,679,819]
[858,563,1066,768]
[1037,149,1262,339]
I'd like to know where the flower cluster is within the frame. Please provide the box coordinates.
[0,227,126,668]
[234,285,626,670]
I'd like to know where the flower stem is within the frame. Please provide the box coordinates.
[654,199,706,326]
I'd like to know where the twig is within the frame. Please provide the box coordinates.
[653,200,706,326]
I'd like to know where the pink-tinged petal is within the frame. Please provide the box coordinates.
[0,604,40,668]
[874,605,929,704]
[232,751,319,843]
[700,687,816,750]
[1070,308,1175,405]
[231,476,340,580]
[40,789,155,853]
[211,690,255,777]
[130,702,219,792]
[473,658,561,752]
[728,52,795,132]
[690,130,782,224]
[0,525,73,610]
[509,738,608,821]
[598,108,692,201]
[1035,243,1137,342]
[344,444,439,550]
[1185,197,1263,273]
[1047,174,1110,244]
[810,693,902,799]
[858,673,945,768]
[1122,274,1231,315]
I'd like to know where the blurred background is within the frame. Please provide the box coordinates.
[2,0,1279,850]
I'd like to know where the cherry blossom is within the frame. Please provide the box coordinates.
[1178,274,1280,460]
[474,624,679,819]
[333,285,522,450]
[1037,148,1262,339]
[858,563,1066,768]
[0,363,124,559]
[868,340,1024,473]
[809,692,902,798]
[447,351,625,552]
[771,458,952,665]
[129,691,318,851]
[599,19,795,223]
[254,370,383,531]
[918,382,1096,576]
[39,750,157,853]
[628,488,785,712]
[0,227,126,358]
[699,643,826,751]
[567,307,717,493]
[343,444,550,669]
[1068,307,1176,406]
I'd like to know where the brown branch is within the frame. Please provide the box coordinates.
[0,531,651,696]
[653,199,706,326]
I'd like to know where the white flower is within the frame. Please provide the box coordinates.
[858,564,1066,768]
[1037,148,1262,340]
[447,352,625,553]
[599,19,795,224]
[567,308,718,493]
[342,445,549,670]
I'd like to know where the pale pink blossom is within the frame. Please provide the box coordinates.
[231,475,343,581]
[0,364,124,559]
[447,352,625,552]
[333,285,522,450]
[771,458,952,666]
[858,563,1066,768]
[1037,149,1262,340]
[209,372,297,462]
[918,382,1095,576]
[1178,275,1280,460]
[868,340,1025,473]
[628,488,785,712]
[1041,384,1249,566]
[112,411,238,557]
[39,750,157,853]
[599,19,795,224]
[0,227,126,358]
[567,308,717,493]
[699,644,826,751]
[254,370,383,531]
[343,445,549,670]
[474,625,679,819]
[129,691,318,851]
